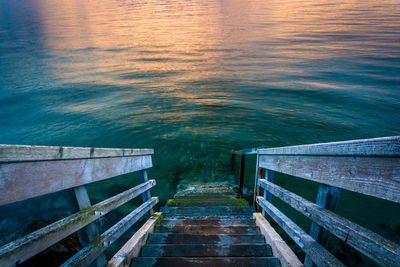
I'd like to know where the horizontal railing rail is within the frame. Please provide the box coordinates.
[0,145,154,206]
[0,144,158,267]
[254,136,400,267]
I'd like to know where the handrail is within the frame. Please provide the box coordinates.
[254,136,400,266]
[231,146,268,155]
[0,144,158,267]
[231,146,268,195]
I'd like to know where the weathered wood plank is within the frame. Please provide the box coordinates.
[253,213,303,267]
[106,212,162,267]
[73,185,107,267]
[61,197,159,267]
[258,179,400,266]
[258,155,400,203]
[256,196,344,267]
[258,136,400,156]
[0,155,153,206]
[304,185,340,267]
[137,170,151,203]
[0,144,154,163]
[0,180,155,266]
[239,154,245,194]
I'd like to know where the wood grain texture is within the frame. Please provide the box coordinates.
[0,144,153,163]
[0,155,152,205]
[258,136,400,156]
[73,185,107,267]
[253,213,303,267]
[259,179,400,266]
[61,197,158,267]
[107,212,162,267]
[256,196,344,267]
[0,180,155,266]
[258,155,400,203]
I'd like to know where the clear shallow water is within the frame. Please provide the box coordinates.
[1,0,400,264]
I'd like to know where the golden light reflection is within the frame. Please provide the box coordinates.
[36,0,400,102]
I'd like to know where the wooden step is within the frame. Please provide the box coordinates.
[140,244,273,257]
[155,225,260,235]
[132,257,281,267]
[162,214,253,220]
[147,234,266,244]
[166,198,248,207]
[161,219,254,227]
[160,206,254,216]
[174,193,237,199]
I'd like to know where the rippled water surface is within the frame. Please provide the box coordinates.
[1,0,400,264]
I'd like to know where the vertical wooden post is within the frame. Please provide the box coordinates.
[262,169,274,216]
[253,154,260,208]
[304,184,340,267]
[239,154,245,195]
[73,185,107,267]
[138,170,153,214]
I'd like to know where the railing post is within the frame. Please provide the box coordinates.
[262,169,274,216]
[239,153,245,195]
[138,170,153,214]
[304,184,340,267]
[73,185,107,267]
[253,154,260,208]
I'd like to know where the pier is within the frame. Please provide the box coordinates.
[0,136,399,266]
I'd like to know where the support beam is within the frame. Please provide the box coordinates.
[256,196,344,267]
[61,198,158,267]
[107,212,162,267]
[257,197,344,267]
[253,213,303,267]
[258,179,400,266]
[304,185,340,267]
[239,154,245,195]
[74,186,107,267]
[0,180,156,266]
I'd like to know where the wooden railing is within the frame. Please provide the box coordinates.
[231,146,268,195]
[254,136,400,266]
[0,144,158,267]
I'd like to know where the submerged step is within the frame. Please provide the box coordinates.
[132,257,281,267]
[166,198,248,207]
[140,244,273,257]
[161,218,254,227]
[156,225,260,235]
[147,233,266,244]
[161,206,254,216]
[162,214,254,220]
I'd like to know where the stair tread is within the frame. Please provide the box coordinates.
[147,233,266,244]
[161,206,254,216]
[161,219,254,226]
[163,215,253,220]
[155,225,260,234]
[132,257,281,267]
[140,244,273,257]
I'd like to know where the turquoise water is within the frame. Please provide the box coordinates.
[1,0,400,265]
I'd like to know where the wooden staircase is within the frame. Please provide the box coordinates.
[132,184,281,266]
